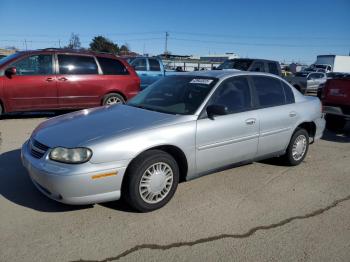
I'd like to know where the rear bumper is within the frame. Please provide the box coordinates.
[324,106,350,120]
[21,140,129,205]
[314,116,326,141]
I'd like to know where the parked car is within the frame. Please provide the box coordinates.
[127,56,165,90]
[216,58,282,76]
[0,49,140,116]
[22,71,325,212]
[310,55,350,73]
[285,71,327,95]
[321,74,350,130]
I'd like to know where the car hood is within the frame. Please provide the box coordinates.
[32,105,182,148]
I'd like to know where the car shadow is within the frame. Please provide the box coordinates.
[0,148,136,213]
[0,149,92,212]
[321,127,350,143]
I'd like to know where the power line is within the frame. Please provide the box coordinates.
[170,37,349,48]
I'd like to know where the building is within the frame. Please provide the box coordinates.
[160,52,239,72]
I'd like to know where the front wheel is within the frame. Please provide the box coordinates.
[102,93,125,106]
[123,150,179,212]
[282,128,309,166]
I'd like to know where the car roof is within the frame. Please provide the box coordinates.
[14,49,120,59]
[227,58,279,63]
[178,70,281,80]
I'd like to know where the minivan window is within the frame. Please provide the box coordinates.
[97,57,129,75]
[11,54,53,76]
[149,59,161,71]
[268,62,279,75]
[58,55,98,75]
[130,58,147,71]
[210,76,251,114]
[253,76,285,108]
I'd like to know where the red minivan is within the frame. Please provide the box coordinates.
[0,49,140,116]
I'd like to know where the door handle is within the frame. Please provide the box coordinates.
[58,77,68,81]
[46,77,54,82]
[245,118,256,125]
[289,111,297,117]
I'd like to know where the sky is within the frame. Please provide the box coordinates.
[0,0,349,64]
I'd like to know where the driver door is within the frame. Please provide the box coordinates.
[195,76,259,173]
[4,54,57,111]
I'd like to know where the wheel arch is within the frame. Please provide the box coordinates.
[123,144,189,188]
[295,121,316,141]
[101,91,127,105]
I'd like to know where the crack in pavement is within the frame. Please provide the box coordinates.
[71,194,350,262]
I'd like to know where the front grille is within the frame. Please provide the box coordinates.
[30,139,50,159]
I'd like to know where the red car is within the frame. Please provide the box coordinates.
[322,74,350,130]
[0,49,140,116]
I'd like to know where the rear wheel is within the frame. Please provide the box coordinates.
[326,115,346,131]
[123,150,179,212]
[102,93,125,106]
[282,128,309,166]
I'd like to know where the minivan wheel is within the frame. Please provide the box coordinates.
[282,128,309,166]
[102,93,125,106]
[123,150,179,212]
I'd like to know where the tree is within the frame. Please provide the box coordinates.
[66,33,81,49]
[89,36,119,54]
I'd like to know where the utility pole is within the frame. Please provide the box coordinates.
[164,31,169,55]
[58,39,61,48]
[24,39,27,50]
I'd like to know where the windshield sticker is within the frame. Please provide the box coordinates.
[190,79,213,85]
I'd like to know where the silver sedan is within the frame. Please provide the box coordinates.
[22,71,325,212]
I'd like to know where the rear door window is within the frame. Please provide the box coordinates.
[280,81,295,104]
[58,55,98,75]
[12,54,53,75]
[252,76,286,108]
[97,57,129,75]
[149,59,161,71]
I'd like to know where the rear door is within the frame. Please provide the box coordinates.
[196,76,259,173]
[251,75,297,157]
[3,53,57,111]
[56,54,101,108]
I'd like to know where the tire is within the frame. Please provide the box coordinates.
[326,115,346,131]
[282,128,309,166]
[0,103,3,117]
[123,150,179,212]
[102,93,125,106]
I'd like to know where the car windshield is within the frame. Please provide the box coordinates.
[217,59,253,71]
[0,53,21,66]
[127,75,218,115]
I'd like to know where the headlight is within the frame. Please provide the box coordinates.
[49,147,92,164]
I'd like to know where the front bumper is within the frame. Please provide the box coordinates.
[21,140,129,205]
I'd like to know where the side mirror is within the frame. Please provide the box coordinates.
[5,67,17,76]
[206,104,228,119]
